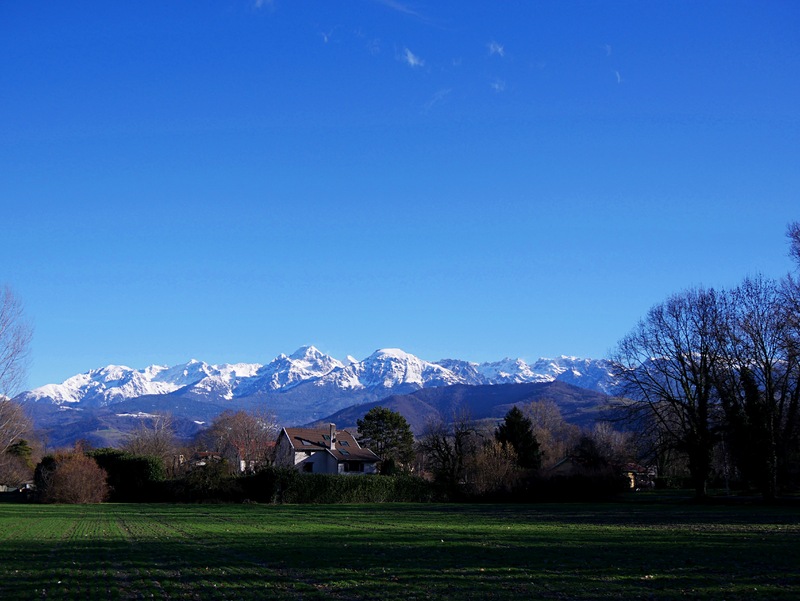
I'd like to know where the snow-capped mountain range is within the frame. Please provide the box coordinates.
[15,346,620,447]
[18,346,617,408]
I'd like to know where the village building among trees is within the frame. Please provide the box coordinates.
[274,424,380,474]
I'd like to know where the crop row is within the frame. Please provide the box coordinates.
[0,502,798,600]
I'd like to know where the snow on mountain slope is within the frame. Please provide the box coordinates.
[319,348,461,391]
[18,347,618,408]
[230,345,344,397]
[21,363,195,407]
[436,356,618,392]
[530,356,619,394]
[20,360,261,407]
[433,359,487,385]
[477,357,551,384]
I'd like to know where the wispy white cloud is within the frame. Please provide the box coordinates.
[491,79,506,92]
[371,0,425,20]
[402,47,425,68]
[615,70,622,84]
[604,43,612,57]
[253,0,274,9]
[487,41,505,57]
[423,88,451,113]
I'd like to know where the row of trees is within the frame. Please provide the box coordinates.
[613,223,800,499]
[414,404,631,499]
[124,409,279,477]
[26,409,279,503]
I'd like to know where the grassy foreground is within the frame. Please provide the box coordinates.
[0,501,798,600]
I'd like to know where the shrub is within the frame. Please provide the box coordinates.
[153,461,242,503]
[88,448,166,502]
[517,469,631,502]
[184,460,240,501]
[35,452,109,503]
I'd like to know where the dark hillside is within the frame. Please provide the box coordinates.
[312,381,612,434]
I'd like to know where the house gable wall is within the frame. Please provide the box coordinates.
[275,426,379,475]
[274,430,296,469]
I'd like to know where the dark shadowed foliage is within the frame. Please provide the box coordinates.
[88,448,166,502]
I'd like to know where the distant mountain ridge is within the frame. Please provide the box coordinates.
[20,346,617,406]
[15,346,619,448]
[317,381,614,435]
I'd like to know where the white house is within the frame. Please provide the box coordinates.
[274,423,379,474]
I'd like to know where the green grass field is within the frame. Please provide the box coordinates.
[0,501,798,600]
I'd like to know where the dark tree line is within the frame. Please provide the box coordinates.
[613,223,800,499]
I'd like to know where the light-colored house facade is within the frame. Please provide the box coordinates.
[274,423,379,475]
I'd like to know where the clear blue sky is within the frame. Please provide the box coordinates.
[3,1,799,389]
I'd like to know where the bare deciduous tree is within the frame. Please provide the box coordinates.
[196,409,278,473]
[0,286,33,483]
[124,413,178,471]
[788,221,800,268]
[0,285,32,399]
[612,288,723,499]
[417,411,480,491]
[469,439,520,496]
[714,276,800,498]
[0,399,31,457]
[588,422,634,467]
[524,399,581,468]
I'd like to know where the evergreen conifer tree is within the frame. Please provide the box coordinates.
[495,406,542,470]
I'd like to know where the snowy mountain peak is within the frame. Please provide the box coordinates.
[289,345,323,360]
[319,348,461,391]
[231,347,344,396]
[17,348,618,409]
[370,347,412,359]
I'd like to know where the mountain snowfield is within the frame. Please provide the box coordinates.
[15,346,621,447]
[18,346,618,407]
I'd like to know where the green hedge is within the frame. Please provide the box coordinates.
[150,467,440,504]
[251,469,440,504]
[87,448,166,502]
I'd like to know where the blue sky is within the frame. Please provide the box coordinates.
[3,1,799,389]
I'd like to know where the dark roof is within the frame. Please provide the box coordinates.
[280,427,378,463]
[282,427,358,449]
[327,448,379,462]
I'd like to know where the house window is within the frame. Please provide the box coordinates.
[303,462,313,473]
[339,441,350,447]
[343,461,364,473]
[323,434,330,441]
[301,439,312,446]
[340,450,350,456]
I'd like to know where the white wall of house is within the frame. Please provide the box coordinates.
[337,461,378,475]
[274,433,295,468]
[274,429,377,474]
[290,451,337,474]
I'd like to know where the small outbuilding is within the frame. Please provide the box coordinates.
[274,423,379,475]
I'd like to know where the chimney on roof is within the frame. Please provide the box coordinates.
[329,423,336,450]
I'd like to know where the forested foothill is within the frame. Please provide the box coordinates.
[1,224,800,505]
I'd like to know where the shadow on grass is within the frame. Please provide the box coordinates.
[0,503,798,600]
